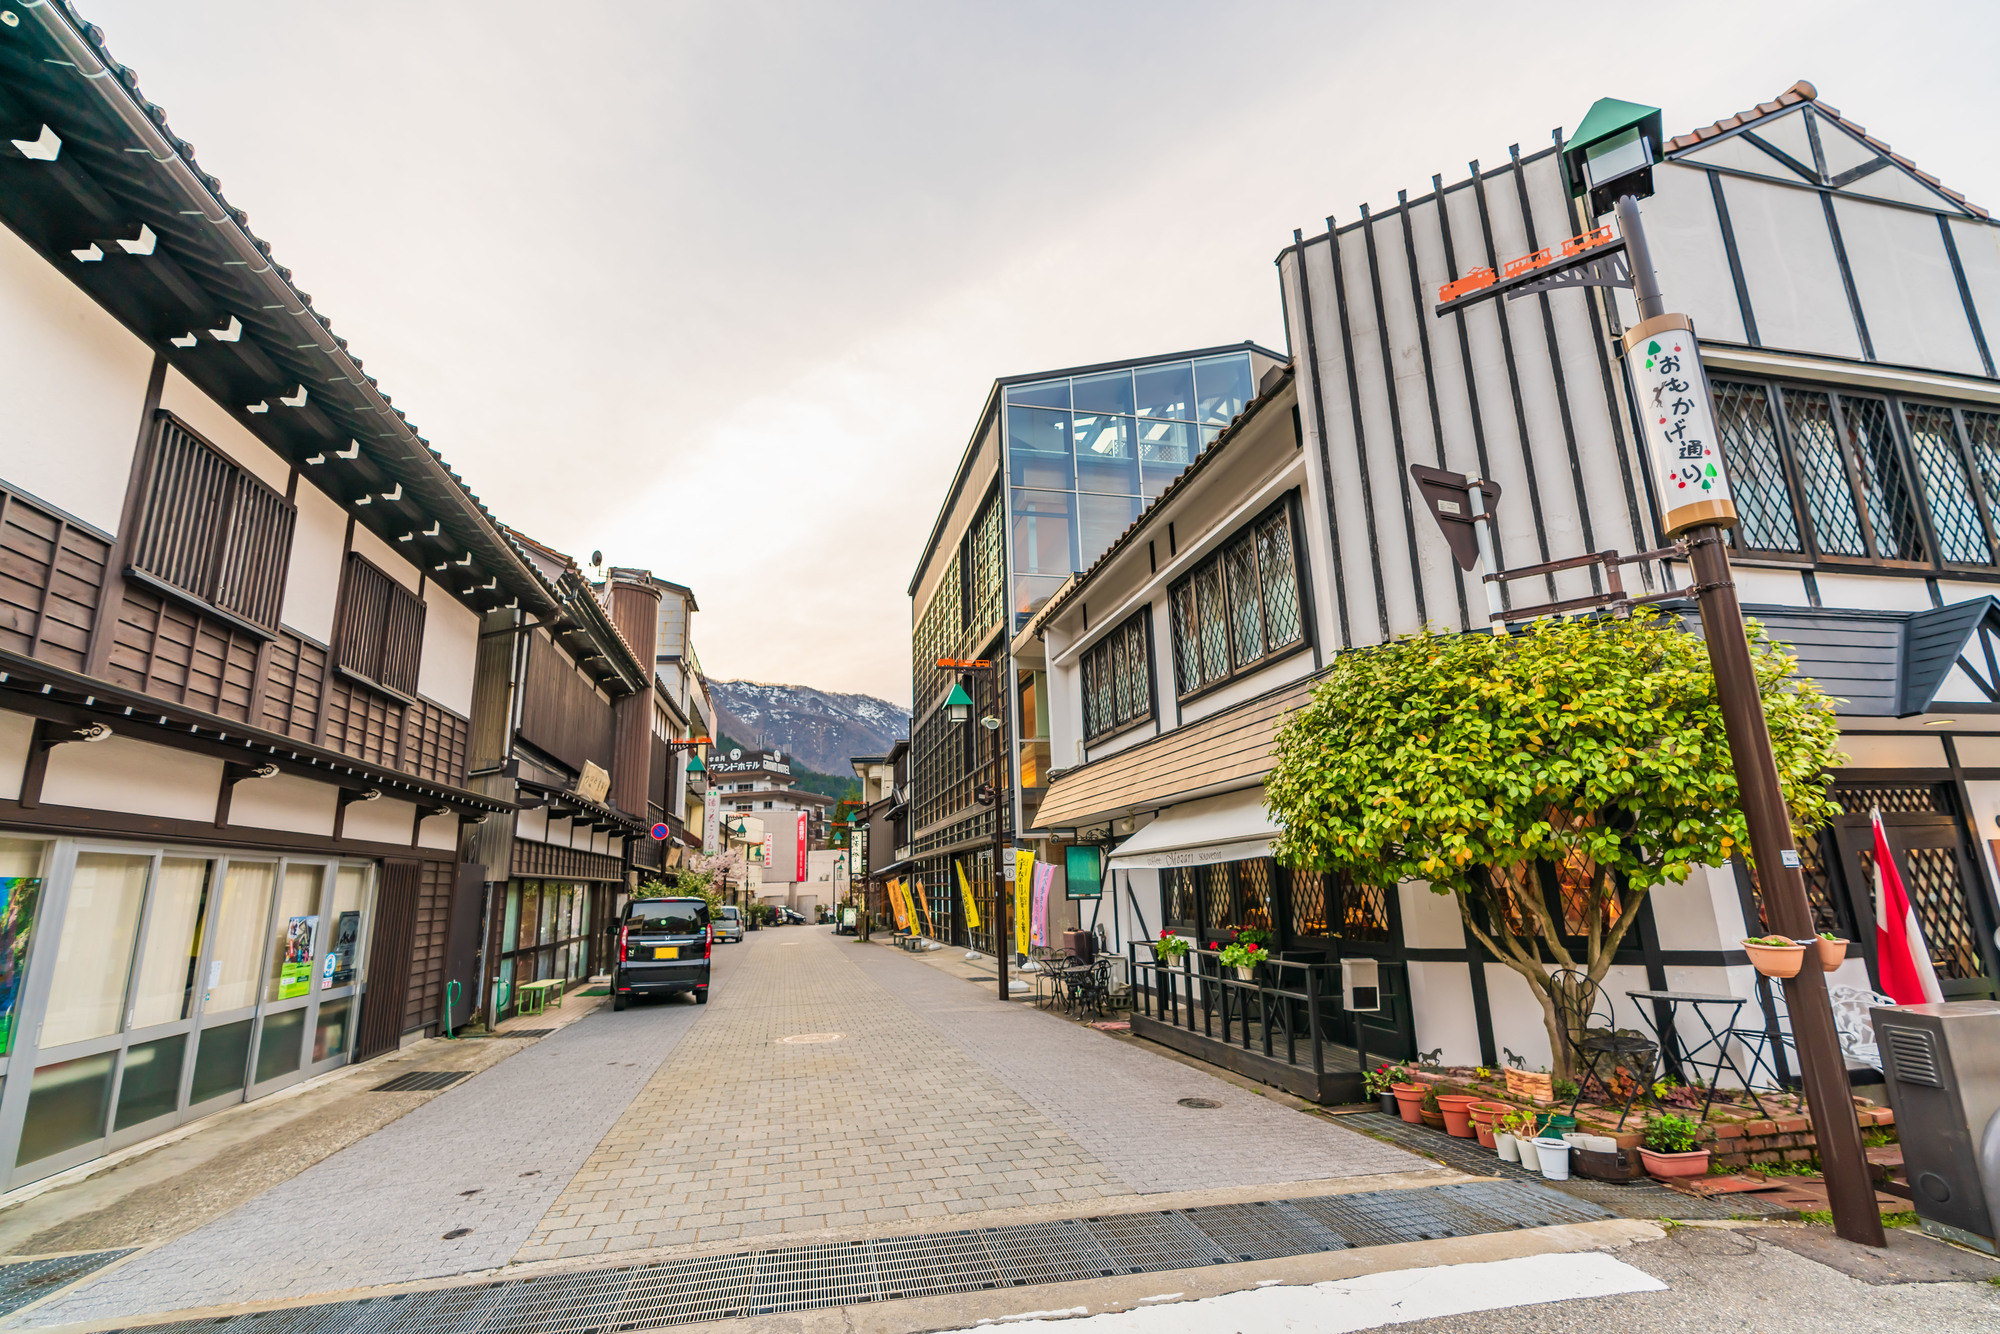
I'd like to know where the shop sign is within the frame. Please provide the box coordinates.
[703,789,719,854]
[1065,844,1103,899]
[1014,850,1034,958]
[577,760,611,805]
[1622,313,1738,537]
[795,810,808,881]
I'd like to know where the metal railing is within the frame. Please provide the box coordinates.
[1129,944,1348,1077]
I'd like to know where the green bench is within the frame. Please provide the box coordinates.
[516,979,565,1015]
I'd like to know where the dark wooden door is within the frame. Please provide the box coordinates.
[443,864,485,1031]
[356,860,422,1060]
[1829,794,1999,1000]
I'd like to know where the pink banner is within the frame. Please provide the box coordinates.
[1030,861,1055,947]
[795,810,809,881]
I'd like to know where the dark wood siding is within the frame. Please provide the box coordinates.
[129,414,294,634]
[334,554,425,698]
[0,485,111,674]
[106,585,263,721]
[404,696,470,786]
[511,839,623,881]
[260,632,328,739]
[356,859,421,1060]
[323,674,405,767]
[519,631,614,776]
[402,858,458,1035]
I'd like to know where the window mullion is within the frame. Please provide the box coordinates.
[1825,392,1885,560]
[1953,404,2000,568]
[1764,381,1821,562]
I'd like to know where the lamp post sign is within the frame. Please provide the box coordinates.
[1625,314,1736,535]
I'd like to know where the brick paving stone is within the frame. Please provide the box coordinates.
[847,942,1419,1192]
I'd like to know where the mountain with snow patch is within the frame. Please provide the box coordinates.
[707,680,909,775]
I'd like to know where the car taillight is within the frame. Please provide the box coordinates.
[618,924,629,964]
[703,927,713,959]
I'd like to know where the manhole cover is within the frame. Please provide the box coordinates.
[1178,1097,1222,1109]
[778,1033,843,1044]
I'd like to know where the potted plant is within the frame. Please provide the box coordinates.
[1217,937,1267,980]
[1390,1072,1426,1124]
[1470,1101,1514,1150]
[1436,1092,1479,1139]
[1152,932,1191,963]
[1742,935,1807,978]
[1637,1112,1711,1178]
[1417,1086,1446,1131]
[1503,1109,1541,1170]
[1817,931,1848,972]
[1363,1064,1404,1116]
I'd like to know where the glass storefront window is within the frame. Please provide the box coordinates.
[518,883,541,950]
[267,864,324,1003]
[254,1007,305,1084]
[0,839,48,1057]
[208,862,274,1012]
[114,1034,186,1131]
[323,865,367,990]
[189,1017,253,1104]
[539,886,557,946]
[1194,354,1254,425]
[17,1051,112,1166]
[130,858,210,1029]
[313,998,352,1062]
[42,853,149,1048]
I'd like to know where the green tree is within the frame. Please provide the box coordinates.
[1264,611,1843,1078]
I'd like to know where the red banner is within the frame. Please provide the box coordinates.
[795,810,808,881]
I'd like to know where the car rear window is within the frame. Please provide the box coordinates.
[627,899,707,933]
[717,907,741,921]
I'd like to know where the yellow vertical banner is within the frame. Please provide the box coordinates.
[888,877,909,930]
[911,877,935,937]
[955,860,981,930]
[1014,850,1034,957]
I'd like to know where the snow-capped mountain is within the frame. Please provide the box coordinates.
[707,680,909,775]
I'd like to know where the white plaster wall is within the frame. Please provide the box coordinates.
[1733,567,1810,606]
[418,813,460,851]
[158,367,293,494]
[417,581,479,716]
[282,483,346,645]
[1482,964,1555,1071]
[1174,651,1317,727]
[1811,572,1934,612]
[1722,176,1864,360]
[41,735,221,822]
[0,709,33,801]
[1396,880,1464,950]
[0,223,154,533]
[1650,866,1743,952]
[1948,218,2000,355]
[344,797,415,846]
[1957,739,2000,767]
[1301,236,1384,647]
[1839,733,1947,769]
[515,805,549,843]
[1962,779,2000,918]
[228,773,337,836]
[1407,961,1482,1066]
[1941,582,2000,605]
[1834,197,1987,375]
[348,520,421,593]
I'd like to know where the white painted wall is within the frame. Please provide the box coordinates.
[282,482,347,644]
[0,710,34,801]
[1407,961,1482,1066]
[1651,868,1745,952]
[344,796,415,846]
[41,735,221,822]
[1839,733,1947,769]
[418,581,479,715]
[1396,881,1465,950]
[1723,177,1865,360]
[1834,197,1987,375]
[228,773,337,836]
[1811,572,1935,612]
[418,812,460,851]
[348,520,421,592]
[158,367,292,494]
[0,223,154,532]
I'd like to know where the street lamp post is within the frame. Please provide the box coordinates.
[942,660,1015,1002]
[1558,101,1884,1248]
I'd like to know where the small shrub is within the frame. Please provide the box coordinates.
[1552,1077,1580,1102]
[1644,1112,1704,1154]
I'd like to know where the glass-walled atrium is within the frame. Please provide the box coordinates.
[1005,351,1255,630]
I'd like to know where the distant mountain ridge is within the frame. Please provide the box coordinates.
[706,680,909,775]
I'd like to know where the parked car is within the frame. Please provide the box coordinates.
[614,896,710,1009]
[777,907,806,926]
[712,904,745,944]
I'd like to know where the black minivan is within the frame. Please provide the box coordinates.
[614,896,711,1009]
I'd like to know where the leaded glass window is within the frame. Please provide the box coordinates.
[1842,395,1925,562]
[1712,381,1801,553]
[1903,403,1992,566]
[1168,499,1306,699]
[1080,611,1152,742]
[1781,389,1867,558]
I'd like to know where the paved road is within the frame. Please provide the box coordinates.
[25,927,1415,1324]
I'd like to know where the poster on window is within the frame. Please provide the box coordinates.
[795,810,808,881]
[1622,312,1738,537]
[280,915,319,999]
[0,875,41,1057]
[322,911,361,989]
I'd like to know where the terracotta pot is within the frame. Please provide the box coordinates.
[1419,1109,1446,1131]
[1470,1100,1516,1128]
[1638,1146,1712,1178]
[1475,1123,1497,1149]
[1391,1083,1425,1125]
[1436,1093,1479,1138]
[1817,937,1849,972]
[1743,940,1806,979]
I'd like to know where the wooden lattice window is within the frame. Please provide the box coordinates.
[128,415,295,634]
[334,554,425,698]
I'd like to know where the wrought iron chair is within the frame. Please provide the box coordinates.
[1728,980,1894,1087]
[1549,968,1660,1124]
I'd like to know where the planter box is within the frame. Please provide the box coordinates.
[1504,1069,1554,1102]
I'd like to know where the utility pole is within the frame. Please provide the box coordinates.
[940,658,1017,1002]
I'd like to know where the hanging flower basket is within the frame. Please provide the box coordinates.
[1817,935,1849,972]
[1743,936,1807,978]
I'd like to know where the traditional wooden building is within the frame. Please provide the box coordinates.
[1038,80,2000,1084]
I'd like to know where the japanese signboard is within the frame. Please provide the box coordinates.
[956,859,981,930]
[795,810,808,881]
[702,789,719,854]
[1014,850,1034,959]
[1622,313,1738,537]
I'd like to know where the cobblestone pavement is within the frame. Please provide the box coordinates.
[846,943,1418,1192]
[19,956,730,1326]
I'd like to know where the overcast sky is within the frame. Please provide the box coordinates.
[79,1,2000,707]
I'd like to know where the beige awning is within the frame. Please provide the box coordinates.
[1105,788,1280,870]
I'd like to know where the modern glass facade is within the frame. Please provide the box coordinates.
[1004,351,1255,629]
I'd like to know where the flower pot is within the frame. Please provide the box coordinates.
[1436,1094,1479,1138]
[1379,1091,1399,1117]
[1475,1123,1497,1149]
[1638,1147,1712,1178]
[1817,937,1849,972]
[1514,1136,1542,1171]
[1230,966,1257,981]
[1391,1083,1425,1124]
[1744,940,1807,979]
[1534,1137,1572,1181]
[1470,1100,1514,1128]
[1419,1109,1446,1131]
[1495,1132,1520,1163]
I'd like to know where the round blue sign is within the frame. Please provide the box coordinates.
[650,823,669,841]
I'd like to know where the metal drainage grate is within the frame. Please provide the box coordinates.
[0,1250,135,1317]
[94,1180,1613,1334]
[372,1071,473,1093]
[1177,1097,1223,1109]
[488,1029,554,1039]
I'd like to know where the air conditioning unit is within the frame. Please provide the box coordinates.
[1874,1000,2000,1254]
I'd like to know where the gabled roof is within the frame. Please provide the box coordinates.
[1665,79,1987,220]
[1901,597,2000,714]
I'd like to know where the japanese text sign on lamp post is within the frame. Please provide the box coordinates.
[1562,98,1882,1249]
